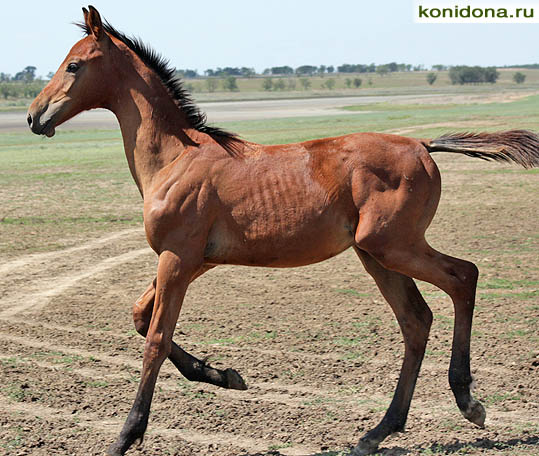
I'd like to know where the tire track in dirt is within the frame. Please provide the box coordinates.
[0,394,321,456]
[0,247,153,318]
[0,228,141,276]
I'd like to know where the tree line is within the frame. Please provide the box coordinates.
[0,63,531,99]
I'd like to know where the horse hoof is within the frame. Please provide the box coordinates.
[105,444,123,456]
[225,368,248,390]
[461,399,486,428]
[349,439,379,456]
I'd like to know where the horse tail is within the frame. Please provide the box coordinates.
[422,130,539,169]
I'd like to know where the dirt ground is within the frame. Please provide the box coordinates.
[0,153,537,456]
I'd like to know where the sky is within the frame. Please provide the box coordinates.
[2,0,538,77]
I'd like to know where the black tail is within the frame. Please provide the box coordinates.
[423,130,539,169]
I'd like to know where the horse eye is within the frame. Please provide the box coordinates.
[66,63,80,73]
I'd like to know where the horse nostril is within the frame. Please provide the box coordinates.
[27,114,33,127]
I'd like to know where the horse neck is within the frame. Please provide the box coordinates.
[106,55,199,197]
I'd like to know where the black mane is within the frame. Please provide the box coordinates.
[76,20,240,145]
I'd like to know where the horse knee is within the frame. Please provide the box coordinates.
[144,332,172,363]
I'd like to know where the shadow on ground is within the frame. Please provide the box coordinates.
[238,434,538,456]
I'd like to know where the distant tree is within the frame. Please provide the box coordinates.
[323,79,336,89]
[223,76,238,91]
[271,66,294,75]
[14,66,36,83]
[427,72,437,85]
[0,73,11,82]
[327,65,334,74]
[387,62,398,72]
[513,72,526,84]
[367,78,373,86]
[262,77,273,91]
[449,66,499,84]
[299,78,311,90]
[413,65,425,71]
[345,78,352,88]
[431,64,447,71]
[205,69,215,77]
[262,68,271,75]
[206,78,218,92]
[376,65,389,76]
[0,84,10,99]
[46,72,55,80]
[273,78,286,90]
[176,69,198,79]
[295,65,317,76]
[353,78,362,88]
[318,65,326,75]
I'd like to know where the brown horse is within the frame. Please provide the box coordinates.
[27,6,539,456]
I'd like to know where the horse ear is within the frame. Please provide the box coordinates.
[82,7,89,24]
[86,5,104,40]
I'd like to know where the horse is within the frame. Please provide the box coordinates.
[27,6,539,456]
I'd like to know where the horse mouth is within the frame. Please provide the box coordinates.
[40,118,56,137]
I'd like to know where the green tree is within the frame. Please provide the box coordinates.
[14,66,37,83]
[323,79,336,90]
[223,76,238,91]
[345,78,352,88]
[273,79,286,90]
[299,78,311,90]
[376,65,389,76]
[513,72,526,84]
[353,78,362,88]
[206,78,218,92]
[262,77,273,91]
[426,72,437,85]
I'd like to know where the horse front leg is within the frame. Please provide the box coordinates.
[132,273,247,390]
[107,251,198,456]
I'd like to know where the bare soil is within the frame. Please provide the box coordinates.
[0,153,537,456]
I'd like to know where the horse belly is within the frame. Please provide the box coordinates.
[205,204,356,268]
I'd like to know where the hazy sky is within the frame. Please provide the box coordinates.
[2,0,538,77]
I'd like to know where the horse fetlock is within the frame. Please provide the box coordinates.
[460,398,486,428]
[225,368,248,390]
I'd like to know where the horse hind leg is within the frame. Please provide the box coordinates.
[351,247,433,455]
[359,237,486,429]
[132,273,247,390]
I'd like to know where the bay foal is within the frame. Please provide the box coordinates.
[27,6,539,455]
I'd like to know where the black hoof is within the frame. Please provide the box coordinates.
[106,443,124,456]
[461,399,486,428]
[349,439,379,456]
[225,368,248,390]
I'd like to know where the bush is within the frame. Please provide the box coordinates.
[262,78,273,91]
[205,78,218,92]
[273,79,286,91]
[426,72,437,85]
[223,76,238,91]
[449,66,499,84]
[353,78,362,88]
[322,79,336,90]
[299,78,311,90]
[513,72,526,84]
